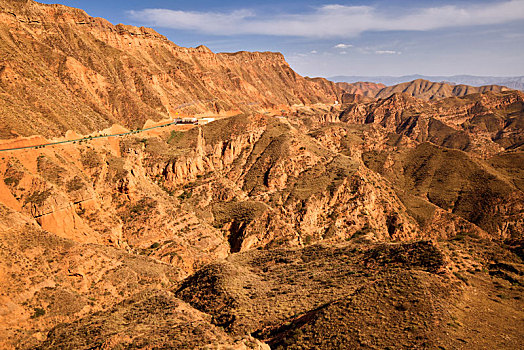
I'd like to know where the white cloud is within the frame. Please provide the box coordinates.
[127,9,255,35]
[310,50,318,54]
[334,43,353,49]
[128,1,524,38]
[375,50,401,55]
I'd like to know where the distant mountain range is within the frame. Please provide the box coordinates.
[329,75,524,91]
[337,79,511,101]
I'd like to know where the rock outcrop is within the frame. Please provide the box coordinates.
[339,90,524,157]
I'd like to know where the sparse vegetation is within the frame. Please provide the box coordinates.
[31,307,46,318]
[80,148,102,169]
[168,131,184,144]
[107,155,127,181]
[212,201,268,228]
[177,190,192,201]
[66,176,86,192]
[3,159,25,187]
[37,155,66,185]
[128,197,158,218]
[0,7,522,349]
[25,189,52,205]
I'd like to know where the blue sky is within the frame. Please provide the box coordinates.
[38,0,524,77]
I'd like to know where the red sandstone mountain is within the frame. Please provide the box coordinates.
[337,81,386,97]
[0,0,341,139]
[339,78,510,101]
[339,90,524,157]
[0,0,522,349]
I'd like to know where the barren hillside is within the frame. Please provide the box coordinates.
[0,0,341,139]
[0,0,522,349]
[340,79,509,101]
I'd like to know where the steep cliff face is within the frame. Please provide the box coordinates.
[0,133,231,275]
[0,0,341,139]
[2,106,519,268]
[303,97,523,240]
[1,98,522,349]
[0,114,431,347]
[0,113,476,269]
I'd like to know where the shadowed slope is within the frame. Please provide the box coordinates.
[339,90,524,157]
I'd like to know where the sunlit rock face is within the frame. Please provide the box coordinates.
[0,0,522,349]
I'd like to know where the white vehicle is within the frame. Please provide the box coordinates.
[181,117,198,124]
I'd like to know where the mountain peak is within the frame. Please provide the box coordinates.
[195,44,213,53]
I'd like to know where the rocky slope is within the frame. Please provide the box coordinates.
[0,203,182,348]
[339,90,524,157]
[42,240,524,350]
[340,79,510,101]
[1,109,523,348]
[310,90,524,239]
[336,81,386,98]
[0,0,341,139]
[0,0,522,349]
